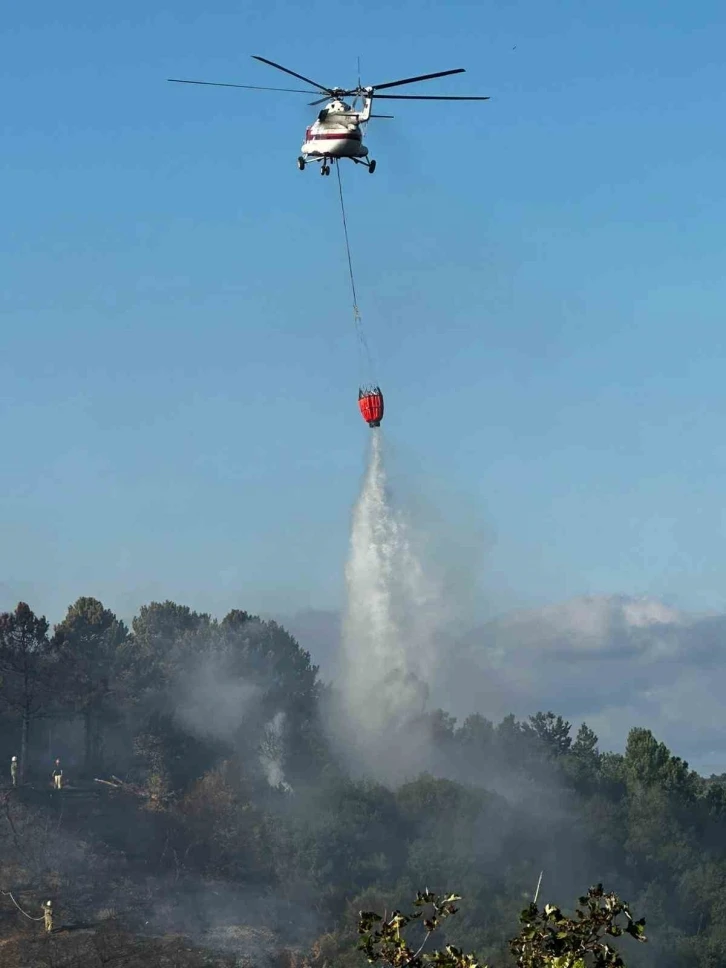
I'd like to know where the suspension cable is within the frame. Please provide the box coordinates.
[335,161,376,384]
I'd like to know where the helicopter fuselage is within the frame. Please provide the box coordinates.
[300,97,371,160]
[301,123,368,159]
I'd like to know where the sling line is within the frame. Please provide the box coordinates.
[335,161,376,381]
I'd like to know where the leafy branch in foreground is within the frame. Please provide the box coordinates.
[511,884,647,968]
[357,885,646,968]
[359,890,473,968]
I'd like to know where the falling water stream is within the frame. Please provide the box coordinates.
[334,431,442,779]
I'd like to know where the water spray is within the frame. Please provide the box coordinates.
[333,431,443,780]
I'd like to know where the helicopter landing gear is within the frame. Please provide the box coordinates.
[297,156,306,171]
[320,164,331,176]
[353,157,377,173]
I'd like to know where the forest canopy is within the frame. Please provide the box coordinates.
[1,597,725,968]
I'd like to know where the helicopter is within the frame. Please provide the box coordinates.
[168,55,490,175]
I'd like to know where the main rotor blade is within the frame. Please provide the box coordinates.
[168,78,319,93]
[370,68,465,92]
[372,93,490,100]
[252,55,334,95]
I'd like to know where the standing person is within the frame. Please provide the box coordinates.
[10,756,18,787]
[43,900,53,933]
[52,759,62,790]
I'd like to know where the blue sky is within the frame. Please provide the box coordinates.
[3,0,726,624]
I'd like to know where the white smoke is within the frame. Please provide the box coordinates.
[332,431,446,781]
[259,711,293,793]
[175,656,261,743]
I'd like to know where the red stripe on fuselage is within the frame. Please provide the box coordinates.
[306,130,362,142]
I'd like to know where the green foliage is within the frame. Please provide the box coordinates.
[218,611,320,709]
[9,593,726,968]
[52,596,129,773]
[624,730,698,798]
[358,887,646,968]
[359,890,473,968]
[525,712,572,758]
[128,600,213,690]
[512,885,646,968]
[457,714,495,754]
[177,761,273,882]
[572,724,599,761]
[0,603,54,780]
[279,777,406,908]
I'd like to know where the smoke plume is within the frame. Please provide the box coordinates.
[174,651,261,744]
[259,711,293,793]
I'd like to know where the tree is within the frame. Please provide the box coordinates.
[219,611,319,708]
[494,714,532,764]
[218,611,322,781]
[358,886,647,968]
[129,600,213,690]
[623,729,672,788]
[512,885,647,968]
[457,714,495,753]
[526,712,572,758]
[53,597,128,774]
[563,723,601,791]
[358,890,472,968]
[624,728,699,801]
[621,729,702,886]
[177,761,273,882]
[0,603,53,781]
[572,723,599,762]
[123,601,217,792]
[428,710,458,747]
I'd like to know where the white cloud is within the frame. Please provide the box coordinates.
[445,595,726,772]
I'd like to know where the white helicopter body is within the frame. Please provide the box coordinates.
[299,97,374,174]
